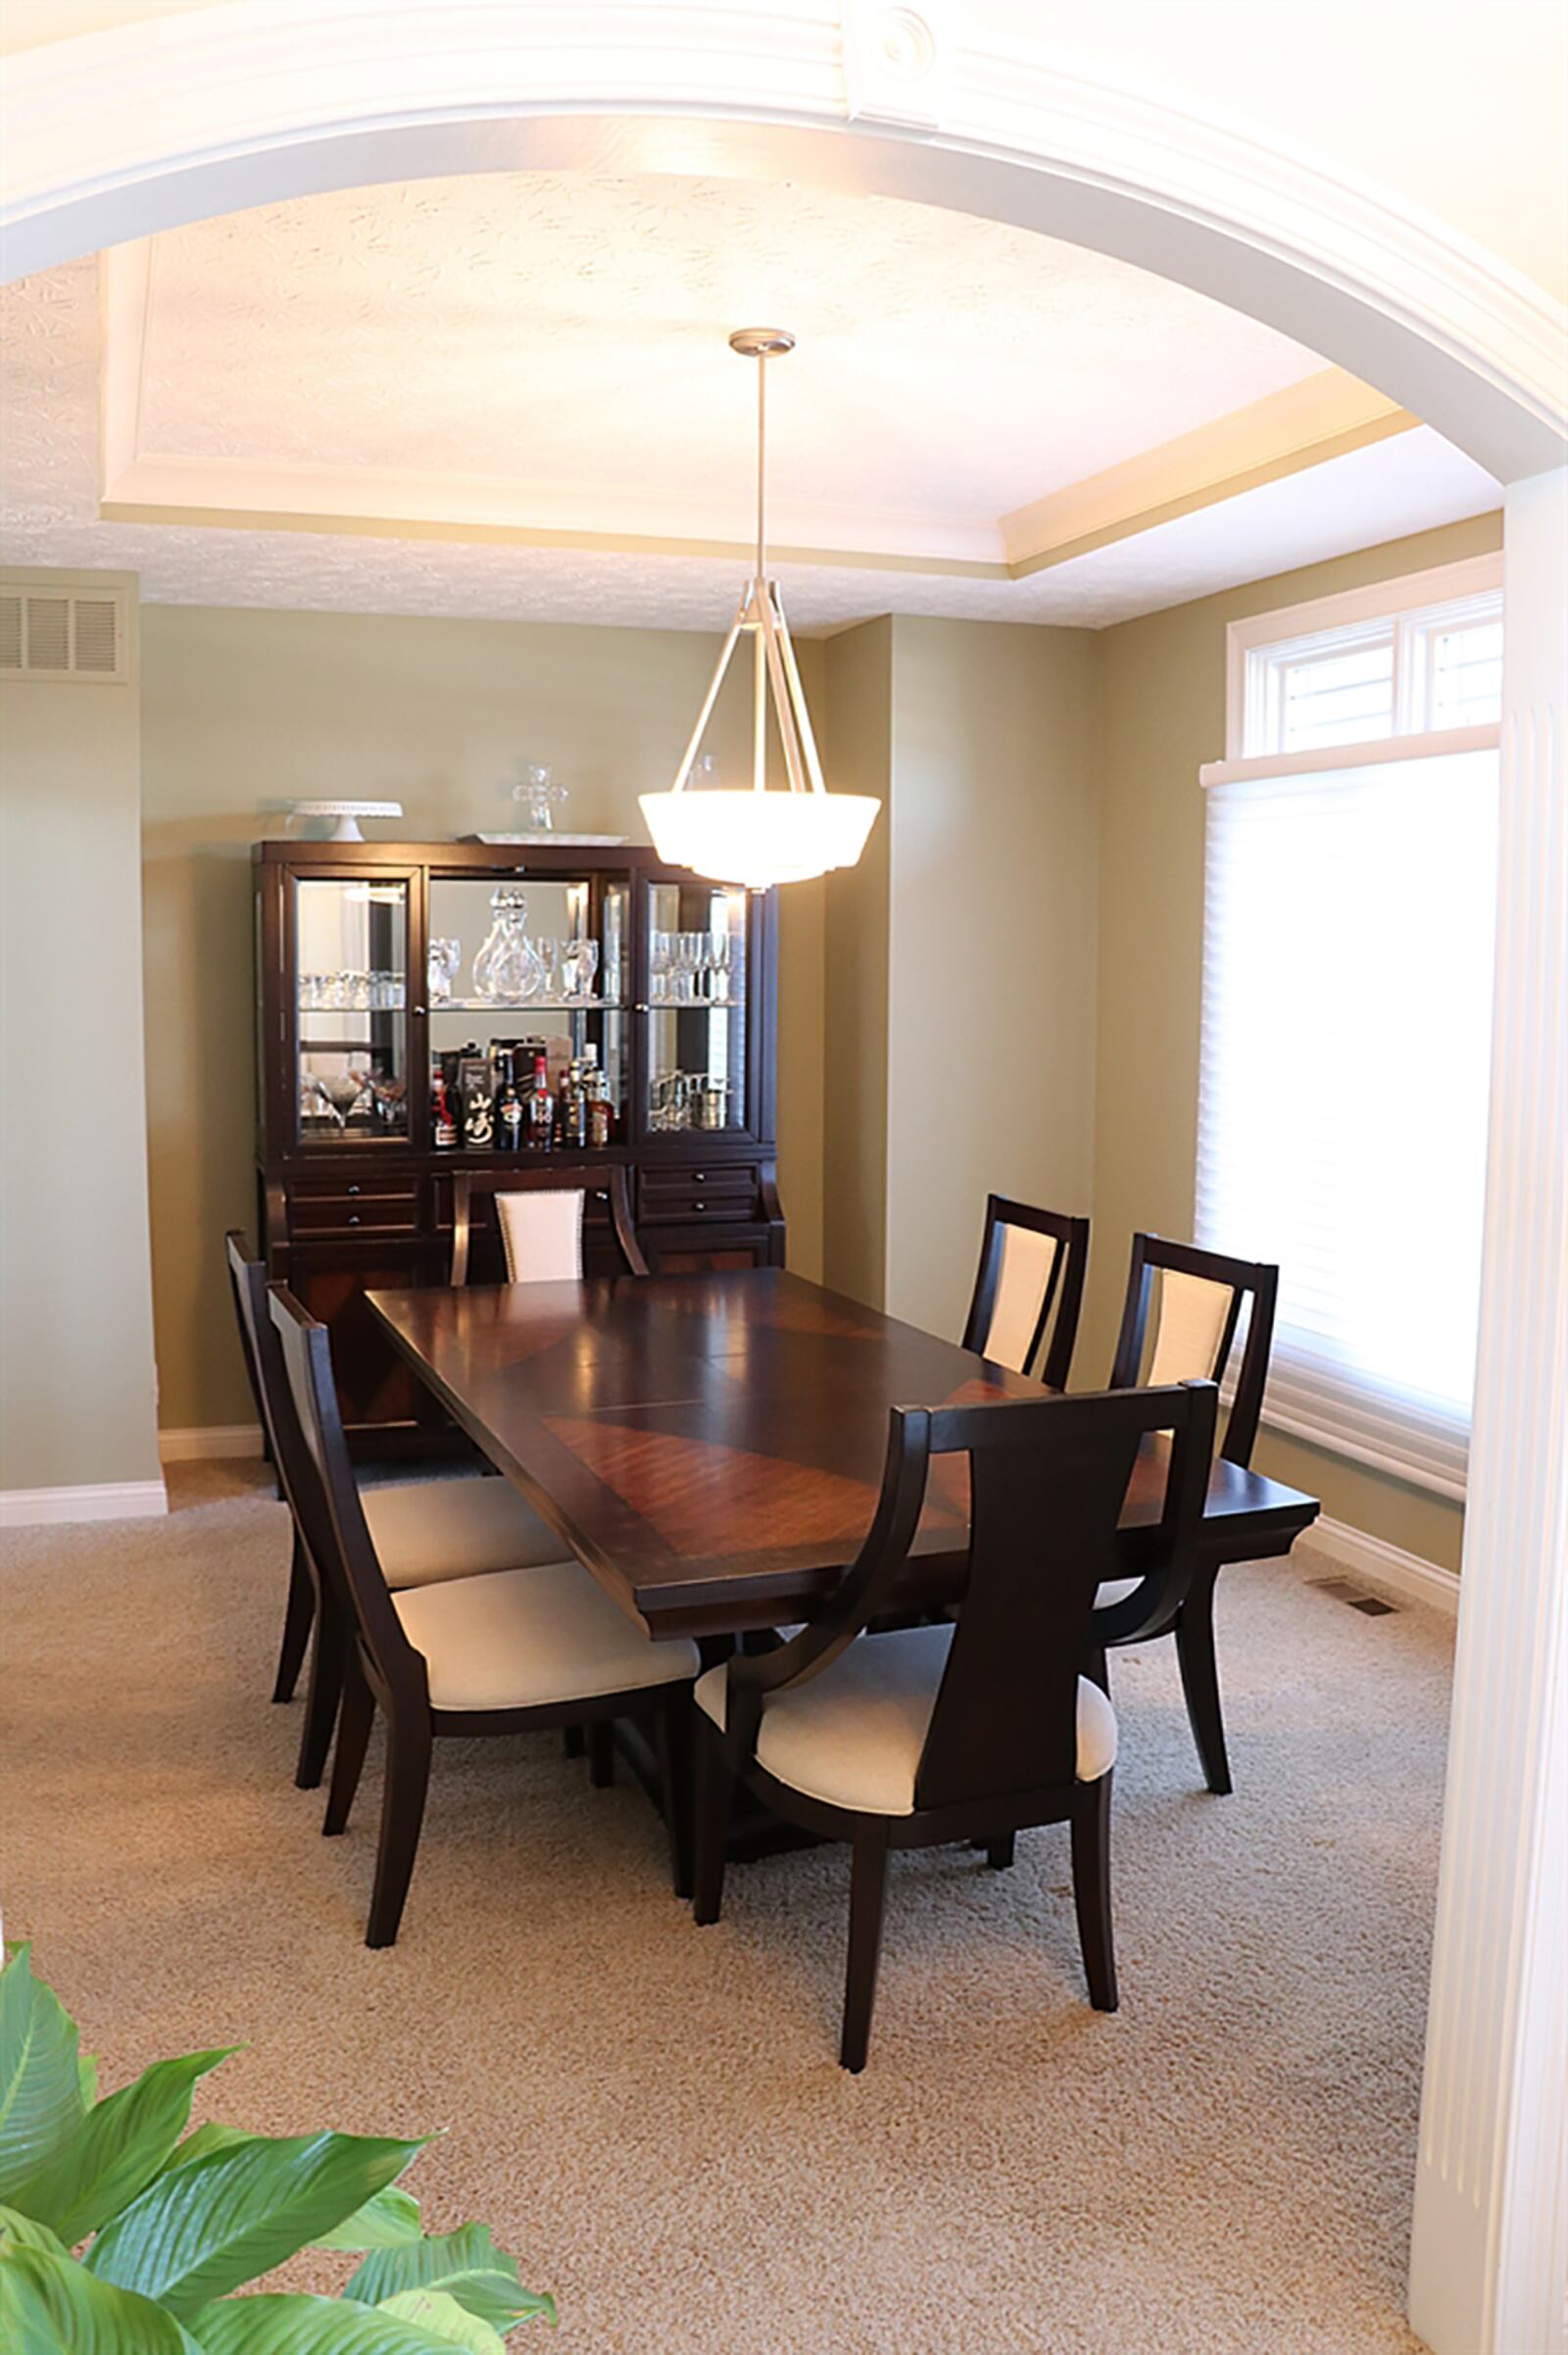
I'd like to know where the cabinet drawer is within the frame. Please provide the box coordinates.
[639,1164,759,1223]
[289,1180,422,1236]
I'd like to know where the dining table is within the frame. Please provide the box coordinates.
[366,1267,1321,1644]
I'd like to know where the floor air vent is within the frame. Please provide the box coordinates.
[0,585,128,682]
[1310,1575,1397,1616]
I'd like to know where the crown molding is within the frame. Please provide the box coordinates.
[2,2,1563,484]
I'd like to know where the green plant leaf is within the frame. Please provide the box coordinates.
[77,2055,98,2110]
[160,2124,251,2178]
[83,2130,426,2315]
[379,2287,508,2352]
[0,2243,203,2354]
[314,2181,422,2249]
[0,1947,85,2202]
[347,2223,555,2329]
[188,2291,466,2354]
[0,2203,70,2259]
[7,2048,237,2246]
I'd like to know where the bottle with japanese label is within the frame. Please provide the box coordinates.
[527,1052,554,1151]
[461,1051,495,1151]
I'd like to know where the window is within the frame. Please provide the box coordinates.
[1198,557,1502,1496]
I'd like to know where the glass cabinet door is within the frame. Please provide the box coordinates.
[294,874,410,1145]
[643,880,749,1138]
[425,871,630,1149]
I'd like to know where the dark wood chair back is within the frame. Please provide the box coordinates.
[450,1162,648,1287]
[1108,1233,1278,1466]
[267,1282,425,1706]
[223,1232,337,1573]
[960,1195,1089,1387]
[729,1383,1216,1817]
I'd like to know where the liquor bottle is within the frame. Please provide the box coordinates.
[494,1048,524,1152]
[461,1052,495,1151]
[583,1042,613,1148]
[431,1055,460,1151]
[562,1056,589,1151]
[527,1052,554,1151]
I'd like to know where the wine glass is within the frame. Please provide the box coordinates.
[564,937,599,1004]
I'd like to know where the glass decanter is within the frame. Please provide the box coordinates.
[512,762,569,834]
[471,887,546,1004]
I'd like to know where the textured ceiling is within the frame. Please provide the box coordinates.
[131,172,1326,548]
[1,179,1500,630]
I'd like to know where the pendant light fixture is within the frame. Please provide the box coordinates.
[640,329,880,890]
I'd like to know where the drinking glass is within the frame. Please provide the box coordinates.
[427,937,460,1006]
[564,937,599,1003]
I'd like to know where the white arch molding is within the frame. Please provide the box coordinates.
[2,10,1565,2353]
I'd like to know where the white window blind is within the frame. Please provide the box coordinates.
[1200,565,1502,1499]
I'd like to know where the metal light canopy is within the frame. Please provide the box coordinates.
[640,329,880,891]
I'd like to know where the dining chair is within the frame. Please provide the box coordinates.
[692,1380,1218,2071]
[225,1234,568,1789]
[269,1282,700,1946]
[449,1162,648,1287]
[1099,1232,1279,1794]
[960,1195,1090,1386]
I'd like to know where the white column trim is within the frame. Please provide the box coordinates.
[0,3,1562,480]
[1408,465,1568,2355]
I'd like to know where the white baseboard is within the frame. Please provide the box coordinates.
[158,1424,264,1463]
[1298,1513,1460,1615]
[0,1479,169,1529]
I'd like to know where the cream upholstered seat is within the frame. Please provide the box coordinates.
[1147,1268,1237,1386]
[982,1222,1059,1372]
[394,1559,699,1713]
[495,1188,585,1283]
[361,1477,564,1591]
[695,1623,1116,1817]
[1095,1576,1144,1610]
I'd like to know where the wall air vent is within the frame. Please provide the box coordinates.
[0,585,129,682]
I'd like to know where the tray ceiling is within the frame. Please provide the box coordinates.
[0,170,1500,628]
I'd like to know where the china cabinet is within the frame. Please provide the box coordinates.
[253,839,784,1449]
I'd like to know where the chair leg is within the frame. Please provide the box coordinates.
[841,1825,891,2073]
[272,1533,315,1702]
[295,1594,344,1791]
[1176,1573,1232,1795]
[367,1713,433,1950]
[692,1723,734,1926]
[1071,1772,1118,2013]
[587,1719,616,1789]
[323,1655,373,1836]
[1085,1644,1110,1697]
[985,1833,1016,1870]
[652,1693,695,1900]
[563,1724,586,1760]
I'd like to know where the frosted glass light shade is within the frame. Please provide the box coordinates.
[639,786,880,890]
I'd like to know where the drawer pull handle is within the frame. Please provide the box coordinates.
[347,1183,361,1196]
[693,1201,705,1212]
[347,1213,361,1226]
[693,1171,706,1181]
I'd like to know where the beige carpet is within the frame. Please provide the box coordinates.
[1,1462,1449,2355]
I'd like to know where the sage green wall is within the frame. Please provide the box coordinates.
[884,616,1100,1339]
[138,604,827,1432]
[0,574,162,1493]
[821,618,893,1307]
[1086,511,1505,1573]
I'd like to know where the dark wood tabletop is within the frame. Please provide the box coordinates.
[368,1269,1319,1640]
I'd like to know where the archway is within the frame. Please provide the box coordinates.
[3,12,1564,2352]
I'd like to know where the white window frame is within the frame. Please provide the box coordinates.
[1224,551,1503,761]
[1199,553,1503,1497]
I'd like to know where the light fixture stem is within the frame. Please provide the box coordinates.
[756,350,767,580]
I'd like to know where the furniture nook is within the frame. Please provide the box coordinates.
[253,839,783,1450]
